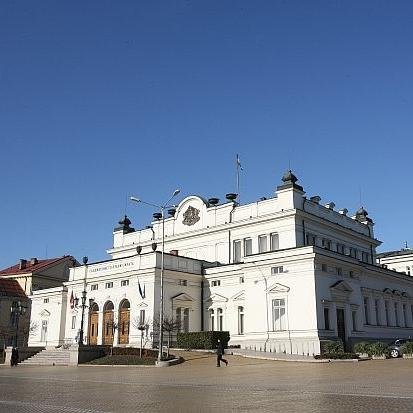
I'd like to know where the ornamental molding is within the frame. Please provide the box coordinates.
[182,206,200,226]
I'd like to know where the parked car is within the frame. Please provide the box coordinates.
[389,339,409,358]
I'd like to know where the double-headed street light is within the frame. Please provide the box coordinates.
[130,188,180,361]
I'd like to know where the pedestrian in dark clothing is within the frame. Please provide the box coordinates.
[216,339,228,367]
[11,347,19,367]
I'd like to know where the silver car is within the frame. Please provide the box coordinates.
[389,339,409,358]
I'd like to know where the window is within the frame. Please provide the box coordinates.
[271,266,284,275]
[91,284,98,291]
[321,264,327,272]
[407,266,411,276]
[105,282,113,289]
[139,310,145,325]
[349,270,354,278]
[244,238,252,256]
[272,299,286,331]
[10,302,18,327]
[211,280,221,287]
[41,320,48,342]
[217,308,223,331]
[336,267,343,276]
[336,244,345,254]
[322,239,331,250]
[176,307,182,331]
[179,279,187,286]
[306,233,316,246]
[349,247,357,258]
[71,316,76,329]
[394,302,399,326]
[238,306,244,335]
[361,252,370,263]
[233,240,241,263]
[323,307,330,330]
[239,276,244,284]
[375,299,380,325]
[209,309,215,331]
[364,297,369,325]
[385,301,390,326]
[403,304,407,327]
[44,298,49,304]
[270,233,279,251]
[258,235,268,253]
[183,308,189,333]
[352,310,357,331]
[121,280,129,287]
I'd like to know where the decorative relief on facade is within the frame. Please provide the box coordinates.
[182,206,200,226]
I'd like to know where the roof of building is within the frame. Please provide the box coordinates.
[0,278,26,298]
[376,249,413,259]
[0,256,73,276]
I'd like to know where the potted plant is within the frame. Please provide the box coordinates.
[401,341,413,359]
[367,342,389,359]
[353,341,370,358]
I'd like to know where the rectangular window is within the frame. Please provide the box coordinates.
[209,309,215,331]
[385,301,389,326]
[272,298,286,331]
[375,299,380,325]
[352,310,357,331]
[394,302,399,326]
[322,239,331,250]
[179,279,187,286]
[238,306,244,335]
[105,282,113,289]
[176,307,182,332]
[349,270,354,278]
[139,310,145,325]
[306,234,316,246]
[364,297,369,325]
[91,284,98,291]
[403,304,407,327]
[271,266,284,275]
[336,267,343,276]
[121,280,129,287]
[258,235,268,253]
[212,280,221,287]
[323,307,330,330]
[270,233,279,251]
[407,266,411,276]
[233,240,241,263]
[244,238,252,256]
[239,276,244,284]
[217,308,223,331]
[183,308,189,333]
[71,316,76,329]
[361,252,370,263]
[349,248,358,259]
[336,244,345,254]
[41,320,48,342]
[321,264,327,272]
[44,298,49,303]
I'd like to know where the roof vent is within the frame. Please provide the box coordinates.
[225,193,238,202]
[19,259,27,270]
[339,208,348,216]
[208,198,219,206]
[325,202,335,210]
[259,197,267,201]
[30,257,38,266]
[310,196,321,204]
[167,208,176,217]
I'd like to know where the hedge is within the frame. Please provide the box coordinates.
[315,353,359,360]
[353,341,370,354]
[177,331,230,350]
[320,340,344,355]
[367,342,389,357]
[103,347,158,358]
[400,341,413,355]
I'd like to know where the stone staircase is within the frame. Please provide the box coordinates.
[21,347,71,366]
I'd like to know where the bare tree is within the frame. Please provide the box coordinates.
[29,321,39,336]
[153,316,181,358]
[131,317,151,357]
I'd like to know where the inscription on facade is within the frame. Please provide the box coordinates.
[90,261,135,274]
[182,206,200,226]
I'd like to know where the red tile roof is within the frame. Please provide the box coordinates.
[0,256,72,276]
[0,278,26,298]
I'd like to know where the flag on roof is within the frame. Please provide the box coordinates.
[70,291,74,309]
[138,279,145,299]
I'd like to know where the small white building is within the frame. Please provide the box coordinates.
[29,171,413,354]
[377,247,413,276]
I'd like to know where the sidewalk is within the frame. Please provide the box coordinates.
[228,348,324,362]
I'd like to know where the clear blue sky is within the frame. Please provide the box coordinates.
[1,1,412,268]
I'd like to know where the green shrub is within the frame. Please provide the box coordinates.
[177,331,230,350]
[367,342,389,357]
[103,347,158,358]
[321,340,344,354]
[315,353,359,360]
[353,341,370,354]
[400,341,413,355]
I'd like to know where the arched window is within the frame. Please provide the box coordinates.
[238,306,244,335]
[104,301,114,311]
[217,308,223,331]
[209,309,215,331]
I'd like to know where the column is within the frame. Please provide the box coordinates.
[97,311,104,345]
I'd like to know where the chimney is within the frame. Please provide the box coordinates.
[324,202,335,210]
[339,208,348,216]
[19,259,27,270]
[30,257,38,266]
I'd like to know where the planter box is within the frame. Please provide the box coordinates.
[372,355,387,360]
[402,354,413,359]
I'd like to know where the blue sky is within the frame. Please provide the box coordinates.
[1,1,412,268]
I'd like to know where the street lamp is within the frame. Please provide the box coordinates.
[74,256,91,346]
[10,301,27,348]
[130,188,180,361]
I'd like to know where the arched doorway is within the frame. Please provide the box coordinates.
[102,301,114,345]
[88,302,99,345]
[118,299,130,344]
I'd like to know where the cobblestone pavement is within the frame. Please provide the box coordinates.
[1,352,413,412]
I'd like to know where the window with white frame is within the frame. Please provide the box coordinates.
[211,280,221,287]
[209,309,215,331]
[361,252,370,263]
[385,301,390,326]
[176,307,182,331]
[183,308,189,332]
[91,284,98,291]
[270,233,279,251]
[239,276,244,284]
[323,307,330,330]
[403,304,407,327]
[306,233,316,246]
[121,280,129,287]
[349,247,357,258]
[407,266,411,276]
[233,240,241,263]
[394,302,399,326]
[375,299,380,325]
[139,309,145,325]
[238,306,244,335]
[322,239,331,250]
[244,238,252,256]
[44,298,49,303]
[258,235,268,253]
[272,298,286,331]
[352,310,357,331]
[217,308,223,331]
[336,243,345,254]
[336,267,343,276]
[179,279,187,286]
[271,266,284,275]
[105,282,113,289]
[364,297,369,325]
[71,316,76,329]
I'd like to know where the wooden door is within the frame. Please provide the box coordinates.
[103,310,114,345]
[118,309,130,344]
[88,312,99,345]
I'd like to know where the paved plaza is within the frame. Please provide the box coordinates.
[1,352,413,412]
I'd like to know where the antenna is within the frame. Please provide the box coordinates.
[359,187,363,207]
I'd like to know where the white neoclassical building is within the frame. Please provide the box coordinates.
[29,171,413,355]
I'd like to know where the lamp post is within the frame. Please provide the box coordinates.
[137,324,146,358]
[74,256,90,346]
[130,188,180,361]
[10,300,27,348]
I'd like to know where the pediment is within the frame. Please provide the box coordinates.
[330,280,353,293]
[205,293,228,303]
[171,293,194,302]
[231,290,245,301]
[383,288,393,295]
[266,282,290,293]
[39,309,50,317]
[137,302,148,308]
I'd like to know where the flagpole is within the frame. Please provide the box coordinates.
[236,154,240,204]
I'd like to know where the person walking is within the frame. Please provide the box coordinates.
[216,339,228,367]
[10,347,19,367]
